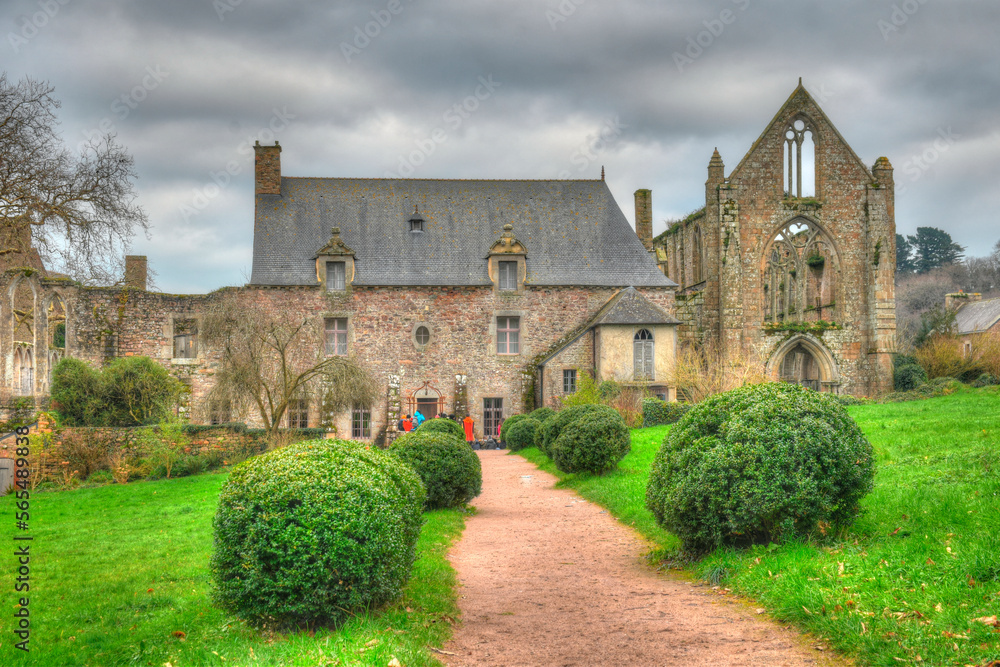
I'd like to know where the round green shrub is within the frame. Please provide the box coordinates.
[537,404,618,458]
[527,407,555,423]
[505,417,541,451]
[646,383,875,552]
[211,439,425,628]
[390,431,482,509]
[499,413,529,442]
[642,397,690,427]
[894,363,928,391]
[551,410,630,474]
[418,417,464,439]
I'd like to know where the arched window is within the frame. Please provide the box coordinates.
[784,117,816,198]
[762,219,839,323]
[633,329,654,381]
[692,225,704,283]
[15,346,33,396]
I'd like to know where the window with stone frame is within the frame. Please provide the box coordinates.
[633,329,654,380]
[563,368,577,394]
[287,399,309,428]
[173,318,198,358]
[496,316,520,355]
[784,117,816,198]
[498,261,518,291]
[352,405,372,439]
[326,261,346,292]
[324,317,348,356]
[209,399,231,425]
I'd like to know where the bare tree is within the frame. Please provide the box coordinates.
[201,289,379,436]
[0,74,148,283]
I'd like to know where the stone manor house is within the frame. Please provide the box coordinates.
[1,82,895,439]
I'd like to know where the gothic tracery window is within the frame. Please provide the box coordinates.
[784,117,816,198]
[763,219,838,323]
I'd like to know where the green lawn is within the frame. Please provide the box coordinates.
[518,386,1000,667]
[0,471,464,666]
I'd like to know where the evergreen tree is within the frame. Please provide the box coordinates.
[896,233,916,274]
[909,227,964,274]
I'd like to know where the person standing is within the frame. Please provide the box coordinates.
[413,410,425,429]
[462,414,475,443]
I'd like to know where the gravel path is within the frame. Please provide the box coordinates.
[442,450,847,667]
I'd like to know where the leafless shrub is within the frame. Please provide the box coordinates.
[670,339,770,403]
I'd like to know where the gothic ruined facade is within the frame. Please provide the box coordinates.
[2,143,679,439]
[648,82,896,396]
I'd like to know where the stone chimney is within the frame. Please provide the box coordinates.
[124,255,147,291]
[944,291,981,311]
[634,189,653,250]
[254,140,282,195]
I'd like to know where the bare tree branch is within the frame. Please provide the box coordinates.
[201,290,379,435]
[0,73,149,283]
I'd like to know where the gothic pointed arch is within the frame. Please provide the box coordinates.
[784,114,818,198]
[762,216,840,323]
[767,334,840,393]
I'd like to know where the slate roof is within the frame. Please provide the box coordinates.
[955,298,1000,335]
[588,286,680,326]
[536,287,679,367]
[250,178,675,288]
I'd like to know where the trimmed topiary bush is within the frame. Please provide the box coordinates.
[527,407,555,423]
[894,363,928,391]
[505,417,541,451]
[551,410,630,474]
[418,417,465,439]
[390,431,482,509]
[641,397,690,427]
[499,413,529,442]
[537,404,619,458]
[211,439,425,628]
[646,383,875,552]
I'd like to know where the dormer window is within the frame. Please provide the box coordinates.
[409,207,424,233]
[326,261,346,292]
[315,227,355,294]
[499,261,517,291]
[487,223,527,295]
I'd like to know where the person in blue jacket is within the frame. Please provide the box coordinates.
[413,410,426,429]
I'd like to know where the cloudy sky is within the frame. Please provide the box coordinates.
[4,0,998,293]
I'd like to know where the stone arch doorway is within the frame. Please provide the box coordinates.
[407,381,445,418]
[768,335,839,393]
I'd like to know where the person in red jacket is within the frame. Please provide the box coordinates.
[462,414,475,443]
[401,415,413,432]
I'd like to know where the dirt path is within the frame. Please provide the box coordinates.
[442,451,846,667]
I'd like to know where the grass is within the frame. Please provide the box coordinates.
[0,471,465,666]
[517,387,1000,667]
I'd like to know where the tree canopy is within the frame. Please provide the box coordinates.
[896,227,964,275]
[0,74,148,283]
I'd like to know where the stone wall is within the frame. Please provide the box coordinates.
[1,270,676,438]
